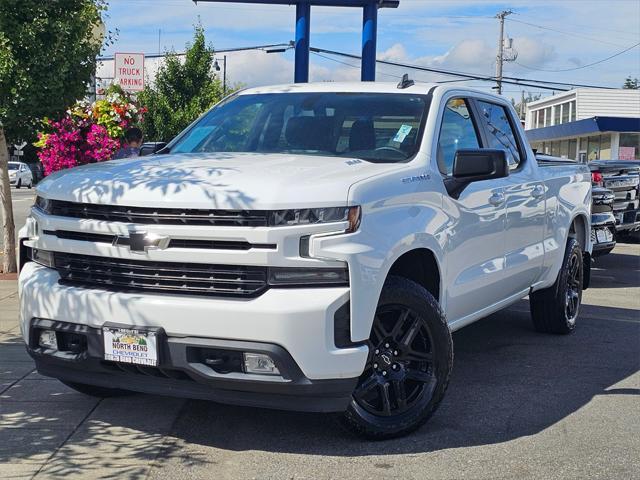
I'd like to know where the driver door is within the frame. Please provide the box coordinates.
[437,98,508,324]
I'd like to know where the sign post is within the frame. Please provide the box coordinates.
[114,53,145,92]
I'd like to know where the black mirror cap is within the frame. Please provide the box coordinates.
[445,149,509,199]
[452,149,509,179]
[139,142,168,157]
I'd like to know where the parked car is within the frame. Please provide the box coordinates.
[19,82,592,439]
[591,187,616,257]
[589,160,640,235]
[139,142,168,156]
[8,161,33,189]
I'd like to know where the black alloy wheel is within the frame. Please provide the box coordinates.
[340,276,453,439]
[354,305,436,417]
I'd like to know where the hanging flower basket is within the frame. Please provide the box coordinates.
[35,86,146,175]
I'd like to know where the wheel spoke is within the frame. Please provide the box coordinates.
[379,382,392,415]
[399,317,421,348]
[372,316,387,343]
[389,309,411,340]
[391,379,407,410]
[400,348,433,363]
[354,373,378,400]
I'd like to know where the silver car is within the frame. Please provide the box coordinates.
[8,161,33,189]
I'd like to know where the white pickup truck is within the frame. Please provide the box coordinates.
[19,81,591,438]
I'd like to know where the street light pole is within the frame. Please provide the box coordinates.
[223,55,227,95]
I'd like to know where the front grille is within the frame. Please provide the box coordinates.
[53,252,268,297]
[43,230,276,251]
[45,200,269,227]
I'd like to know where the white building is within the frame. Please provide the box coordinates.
[525,88,640,161]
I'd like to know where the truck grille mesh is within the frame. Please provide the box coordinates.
[46,200,269,227]
[53,252,268,297]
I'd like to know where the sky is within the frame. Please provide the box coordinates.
[100,0,640,102]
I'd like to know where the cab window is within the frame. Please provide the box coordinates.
[436,98,482,176]
[476,100,522,169]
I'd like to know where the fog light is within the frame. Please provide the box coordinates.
[38,330,58,350]
[243,353,280,375]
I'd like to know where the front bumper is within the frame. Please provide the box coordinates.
[591,213,616,255]
[27,319,357,412]
[19,263,368,411]
[613,208,640,232]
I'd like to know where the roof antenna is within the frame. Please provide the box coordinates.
[397,73,415,89]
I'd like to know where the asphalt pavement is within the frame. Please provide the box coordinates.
[0,195,638,479]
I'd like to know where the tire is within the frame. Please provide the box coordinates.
[15,179,21,189]
[340,276,453,439]
[530,237,583,334]
[62,380,134,398]
[27,180,32,189]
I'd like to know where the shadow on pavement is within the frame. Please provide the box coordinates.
[161,300,638,457]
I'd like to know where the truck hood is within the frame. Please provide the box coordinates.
[36,152,399,210]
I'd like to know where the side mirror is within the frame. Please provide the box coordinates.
[445,149,509,198]
[139,142,168,157]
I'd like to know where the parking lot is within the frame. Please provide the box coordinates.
[1,211,638,479]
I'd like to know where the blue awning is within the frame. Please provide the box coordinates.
[526,116,640,142]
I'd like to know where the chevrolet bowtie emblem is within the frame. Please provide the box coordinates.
[113,231,170,253]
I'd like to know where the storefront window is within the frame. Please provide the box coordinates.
[599,134,611,160]
[560,140,569,158]
[544,107,551,127]
[561,102,570,123]
[619,133,640,160]
[587,135,600,161]
[554,106,561,125]
[550,141,560,156]
[568,139,577,160]
[570,101,576,121]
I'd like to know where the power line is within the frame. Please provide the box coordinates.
[309,46,618,91]
[506,17,628,48]
[97,42,292,60]
[514,42,640,72]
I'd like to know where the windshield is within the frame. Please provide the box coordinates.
[170,92,429,163]
[8,163,19,171]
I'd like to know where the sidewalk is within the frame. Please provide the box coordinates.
[0,279,186,479]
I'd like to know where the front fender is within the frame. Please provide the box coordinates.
[312,202,446,342]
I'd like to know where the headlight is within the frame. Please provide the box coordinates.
[28,248,55,268]
[35,196,52,214]
[269,206,361,232]
[268,267,349,286]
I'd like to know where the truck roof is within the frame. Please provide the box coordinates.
[239,81,439,95]
[238,82,507,102]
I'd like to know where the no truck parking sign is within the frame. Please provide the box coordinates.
[114,53,144,92]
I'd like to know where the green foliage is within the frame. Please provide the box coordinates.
[0,0,109,144]
[139,24,226,142]
[623,76,639,89]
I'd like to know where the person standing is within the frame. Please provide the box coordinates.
[113,127,143,159]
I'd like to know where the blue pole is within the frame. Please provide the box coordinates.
[294,2,311,83]
[361,2,377,81]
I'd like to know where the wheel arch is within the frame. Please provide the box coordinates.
[385,248,442,304]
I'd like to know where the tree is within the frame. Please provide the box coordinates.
[0,0,107,272]
[139,25,225,142]
[623,76,639,89]
[512,91,542,120]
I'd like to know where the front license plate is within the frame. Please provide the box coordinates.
[103,327,158,366]
[596,229,613,243]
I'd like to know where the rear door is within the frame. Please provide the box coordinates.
[437,97,508,323]
[474,100,546,295]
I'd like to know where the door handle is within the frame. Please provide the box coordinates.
[489,192,505,207]
[532,185,545,198]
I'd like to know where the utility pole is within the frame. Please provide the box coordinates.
[495,10,513,95]
[520,90,525,119]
